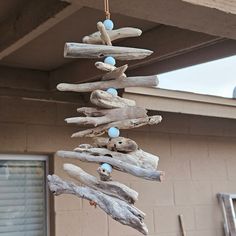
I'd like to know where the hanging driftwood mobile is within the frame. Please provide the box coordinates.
[47,1,164,234]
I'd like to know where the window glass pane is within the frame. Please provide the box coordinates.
[158,55,236,98]
[0,160,47,236]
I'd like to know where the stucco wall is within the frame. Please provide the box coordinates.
[0,96,236,236]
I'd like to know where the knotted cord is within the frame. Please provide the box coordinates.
[104,0,111,19]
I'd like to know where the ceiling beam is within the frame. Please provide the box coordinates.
[69,0,236,40]
[182,0,236,14]
[0,66,49,91]
[0,65,89,103]
[0,87,88,103]
[0,0,83,60]
[49,25,221,88]
[127,39,236,76]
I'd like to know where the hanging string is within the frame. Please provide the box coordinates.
[104,0,111,19]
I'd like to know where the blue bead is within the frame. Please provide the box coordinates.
[100,163,113,174]
[108,127,120,138]
[106,88,118,96]
[103,19,114,30]
[104,56,116,66]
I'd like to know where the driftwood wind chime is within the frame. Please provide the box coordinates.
[47,1,164,235]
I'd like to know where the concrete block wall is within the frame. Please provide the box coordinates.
[0,96,236,236]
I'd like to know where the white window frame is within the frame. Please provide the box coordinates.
[0,153,50,236]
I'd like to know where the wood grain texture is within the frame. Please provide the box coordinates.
[56,150,164,181]
[66,106,147,126]
[64,43,153,60]
[74,145,159,170]
[97,21,112,46]
[83,27,142,44]
[48,174,148,235]
[93,137,138,153]
[90,90,136,109]
[71,115,162,138]
[63,163,138,203]
[57,75,159,92]
[102,64,127,80]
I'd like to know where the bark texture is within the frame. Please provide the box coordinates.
[90,90,136,109]
[56,150,164,181]
[93,137,138,153]
[63,163,138,203]
[71,115,162,138]
[57,75,159,93]
[83,27,142,44]
[48,175,148,235]
[65,107,147,126]
[64,43,153,60]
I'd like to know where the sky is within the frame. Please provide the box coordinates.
[158,55,236,98]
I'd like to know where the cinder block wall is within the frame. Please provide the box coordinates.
[1,96,236,236]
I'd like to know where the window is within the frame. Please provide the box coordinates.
[158,55,236,98]
[0,154,49,236]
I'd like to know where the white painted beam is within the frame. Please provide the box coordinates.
[124,87,236,119]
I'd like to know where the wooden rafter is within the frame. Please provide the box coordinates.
[0,0,82,60]
[66,0,236,39]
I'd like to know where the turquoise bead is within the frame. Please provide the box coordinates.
[104,56,116,66]
[100,163,113,174]
[103,19,114,30]
[108,127,120,138]
[106,88,118,96]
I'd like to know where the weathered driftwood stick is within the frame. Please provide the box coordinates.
[57,75,159,93]
[74,145,159,170]
[83,27,142,44]
[63,163,138,204]
[102,64,128,80]
[48,175,148,235]
[97,22,112,46]
[71,115,162,138]
[64,43,153,60]
[90,90,136,109]
[76,107,146,118]
[65,107,147,126]
[93,137,138,153]
[95,61,116,72]
[56,150,164,181]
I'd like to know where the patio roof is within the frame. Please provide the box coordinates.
[124,87,236,119]
[0,0,235,103]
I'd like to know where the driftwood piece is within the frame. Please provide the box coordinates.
[48,175,148,235]
[56,150,164,181]
[102,64,128,80]
[93,137,138,153]
[71,115,162,138]
[74,145,159,170]
[83,27,142,44]
[95,61,116,72]
[57,75,159,93]
[90,90,136,109]
[97,22,112,46]
[65,107,147,126]
[64,43,153,60]
[63,163,138,204]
